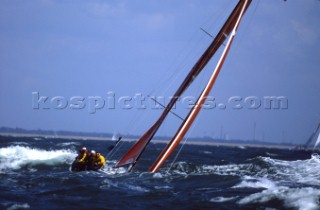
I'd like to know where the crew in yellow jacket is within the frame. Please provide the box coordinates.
[88,150,106,171]
[77,147,89,162]
[71,147,90,171]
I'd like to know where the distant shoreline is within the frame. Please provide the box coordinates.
[0,132,295,150]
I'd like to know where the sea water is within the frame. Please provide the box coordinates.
[0,135,319,210]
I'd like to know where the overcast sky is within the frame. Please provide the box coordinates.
[0,0,319,144]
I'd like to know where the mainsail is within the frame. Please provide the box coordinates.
[149,0,251,173]
[115,0,252,171]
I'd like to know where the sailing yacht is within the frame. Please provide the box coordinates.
[307,123,320,151]
[114,0,252,172]
[293,123,320,152]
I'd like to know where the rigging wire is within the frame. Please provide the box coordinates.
[108,140,125,160]
[200,0,233,33]
[147,37,198,97]
[110,5,220,159]
[166,116,200,174]
[148,1,234,98]
[112,11,218,160]
[111,2,238,167]
[108,106,155,160]
[108,117,144,160]
[126,9,223,152]
[230,0,260,57]
[148,32,208,98]
[164,2,243,173]
[149,1,234,115]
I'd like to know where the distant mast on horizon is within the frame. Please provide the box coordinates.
[253,121,256,141]
[220,125,224,140]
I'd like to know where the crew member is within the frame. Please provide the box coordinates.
[72,147,89,171]
[88,150,106,171]
[76,147,89,162]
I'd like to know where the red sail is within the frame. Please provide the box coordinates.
[115,0,251,170]
[149,0,251,173]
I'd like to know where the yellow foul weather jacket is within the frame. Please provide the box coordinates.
[91,154,106,166]
[78,152,87,162]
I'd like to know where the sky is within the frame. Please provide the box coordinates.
[0,0,319,144]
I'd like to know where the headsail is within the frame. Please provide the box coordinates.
[304,122,320,149]
[149,0,251,173]
[313,133,320,150]
[311,123,320,150]
[115,0,252,171]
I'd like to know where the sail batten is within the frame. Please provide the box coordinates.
[115,0,252,171]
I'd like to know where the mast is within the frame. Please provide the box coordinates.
[115,0,251,170]
[149,0,251,173]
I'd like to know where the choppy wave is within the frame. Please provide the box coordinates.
[167,154,320,210]
[237,181,320,210]
[210,196,239,203]
[1,136,320,210]
[0,146,76,172]
[234,154,320,210]
[11,142,29,146]
[56,142,81,147]
[6,203,30,210]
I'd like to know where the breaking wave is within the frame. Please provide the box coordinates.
[236,179,320,210]
[56,142,81,147]
[0,146,76,172]
[168,154,320,210]
[234,154,320,210]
